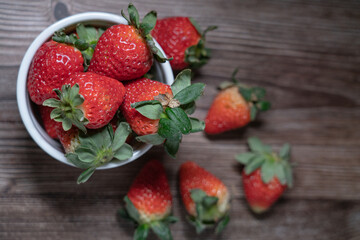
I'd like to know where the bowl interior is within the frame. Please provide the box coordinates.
[17,12,173,170]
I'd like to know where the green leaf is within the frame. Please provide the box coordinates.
[158,118,181,139]
[164,136,181,159]
[146,35,172,63]
[279,143,291,161]
[140,11,157,35]
[113,143,133,161]
[131,100,163,120]
[77,167,95,184]
[248,137,272,153]
[165,107,191,134]
[127,3,140,28]
[75,147,97,163]
[163,216,178,224]
[189,118,205,133]
[111,122,132,152]
[66,153,93,169]
[43,98,61,108]
[244,156,265,175]
[61,118,72,131]
[215,214,230,234]
[190,189,207,203]
[181,101,196,115]
[124,196,140,222]
[203,196,218,208]
[189,17,202,35]
[250,105,257,121]
[174,83,205,105]
[239,87,252,102]
[150,221,173,240]
[171,69,192,96]
[136,133,165,145]
[218,81,234,90]
[257,101,271,111]
[274,163,287,185]
[50,108,63,119]
[134,224,149,240]
[284,162,293,188]
[235,152,256,165]
[260,160,276,183]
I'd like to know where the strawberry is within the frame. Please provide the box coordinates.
[179,161,230,234]
[152,17,217,70]
[27,24,104,105]
[39,106,62,139]
[205,69,271,134]
[27,40,84,105]
[43,72,126,133]
[119,159,176,240]
[235,137,293,214]
[57,123,133,184]
[121,69,206,158]
[88,3,170,81]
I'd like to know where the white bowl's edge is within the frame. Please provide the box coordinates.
[16,12,174,170]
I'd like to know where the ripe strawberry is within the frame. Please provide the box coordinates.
[57,123,133,184]
[205,69,270,134]
[88,4,170,81]
[39,106,62,139]
[236,137,293,214]
[121,69,206,158]
[152,17,217,70]
[119,159,176,240]
[27,40,84,105]
[179,161,230,234]
[43,72,125,133]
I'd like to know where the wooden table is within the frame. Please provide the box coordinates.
[1,0,359,239]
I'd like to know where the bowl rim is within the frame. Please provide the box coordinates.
[16,12,174,170]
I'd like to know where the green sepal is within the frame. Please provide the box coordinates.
[124,195,141,223]
[170,69,191,96]
[121,3,172,63]
[43,84,88,133]
[131,100,163,120]
[134,224,150,240]
[163,135,181,159]
[185,18,218,69]
[237,137,293,187]
[66,123,133,183]
[136,133,165,145]
[150,221,173,240]
[165,107,191,134]
[189,117,205,133]
[173,83,205,105]
[215,214,230,234]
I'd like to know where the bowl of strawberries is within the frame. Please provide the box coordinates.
[16,7,179,182]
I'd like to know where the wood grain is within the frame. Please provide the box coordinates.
[0,0,359,239]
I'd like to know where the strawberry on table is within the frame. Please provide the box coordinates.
[39,106,62,139]
[152,17,217,70]
[88,3,170,81]
[43,72,125,133]
[121,69,206,158]
[205,69,271,135]
[236,137,293,214]
[119,159,177,240]
[179,161,230,234]
[57,122,133,184]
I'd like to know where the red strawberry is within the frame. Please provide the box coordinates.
[121,70,206,158]
[236,137,293,214]
[121,78,173,136]
[27,40,84,105]
[152,17,217,70]
[43,72,125,133]
[56,126,79,154]
[119,159,176,240]
[88,4,170,81]
[39,106,62,139]
[205,69,270,134]
[179,161,230,234]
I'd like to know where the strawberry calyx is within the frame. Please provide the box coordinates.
[66,123,133,184]
[187,189,230,234]
[219,68,271,120]
[131,70,206,158]
[119,196,177,240]
[184,18,217,69]
[52,23,105,71]
[121,3,172,63]
[236,137,293,187]
[43,84,89,133]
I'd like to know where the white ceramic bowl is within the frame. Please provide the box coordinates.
[17,12,174,169]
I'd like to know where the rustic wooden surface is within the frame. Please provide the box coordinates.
[1,0,360,239]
